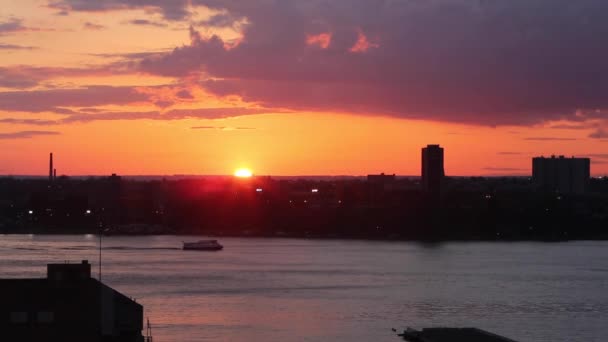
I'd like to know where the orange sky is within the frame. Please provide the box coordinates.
[1,0,607,176]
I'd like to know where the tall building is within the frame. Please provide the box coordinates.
[532,155,590,194]
[421,144,444,195]
[48,153,53,183]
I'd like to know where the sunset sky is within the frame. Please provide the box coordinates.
[1,0,608,176]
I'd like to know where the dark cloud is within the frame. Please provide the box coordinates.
[176,89,193,99]
[0,86,148,113]
[0,107,269,125]
[127,19,168,28]
[197,13,240,28]
[88,51,168,60]
[10,0,608,126]
[0,118,60,125]
[0,65,132,89]
[589,128,608,139]
[83,22,105,30]
[60,107,275,123]
[0,18,52,35]
[549,123,595,130]
[0,130,60,139]
[0,19,26,35]
[125,0,608,125]
[154,100,173,108]
[0,43,37,50]
[48,0,191,20]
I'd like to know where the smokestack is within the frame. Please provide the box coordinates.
[53,169,57,181]
[49,153,53,183]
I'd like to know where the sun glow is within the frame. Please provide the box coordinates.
[234,168,253,178]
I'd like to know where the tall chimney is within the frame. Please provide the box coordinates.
[49,153,53,183]
[53,169,57,181]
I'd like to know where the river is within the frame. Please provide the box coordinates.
[1,235,606,341]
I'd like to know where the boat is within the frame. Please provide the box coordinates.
[182,240,224,251]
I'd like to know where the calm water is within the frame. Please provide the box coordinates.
[0,235,607,342]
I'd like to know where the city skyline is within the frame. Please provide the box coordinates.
[2,1,608,176]
[4,149,601,180]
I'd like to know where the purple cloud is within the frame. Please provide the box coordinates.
[0,118,60,125]
[0,86,148,113]
[0,65,132,89]
[127,19,167,28]
[59,107,275,123]
[550,123,596,130]
[0,130,60,139]
[127,0,608,125]
[0,18,53,35]
[8,0,608,127]
[83,22,105,30]
[48,0,191,20]
[589,128,608,139]
[176,89,193,99]
[0,43,37,50]
[0,19,26,35]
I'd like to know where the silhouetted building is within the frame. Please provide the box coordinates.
[398,327,518,342]
[532,156,590,194]
[367,173,396,183]
[0,260,144,342]
[49,153,54,183]
[422,145,444,195]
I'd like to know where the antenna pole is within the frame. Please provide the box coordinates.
[99,226,102,282]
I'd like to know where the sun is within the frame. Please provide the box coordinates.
[234,168,253,178]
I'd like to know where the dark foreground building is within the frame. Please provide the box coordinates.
[397,327,519,342]
[0,260,144,342]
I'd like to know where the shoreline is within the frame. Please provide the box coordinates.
[2,230,607,242]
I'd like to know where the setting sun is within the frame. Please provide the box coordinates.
[234,168,253,178]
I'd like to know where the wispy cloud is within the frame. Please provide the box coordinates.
[589,128,608,139]
[127,19,167,28]
[0,18,54,35]
[62,107,273,123]
[524,137,578,141]
[83,22,105,30]
[0,18,26,35]
[0,118,60,125]
[191,126,256,131]
[0,65,134,89]
[0,130,60,139]
[549,123,595,130]
[0,43,37,50]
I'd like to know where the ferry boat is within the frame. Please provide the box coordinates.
[182,240,224,251]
